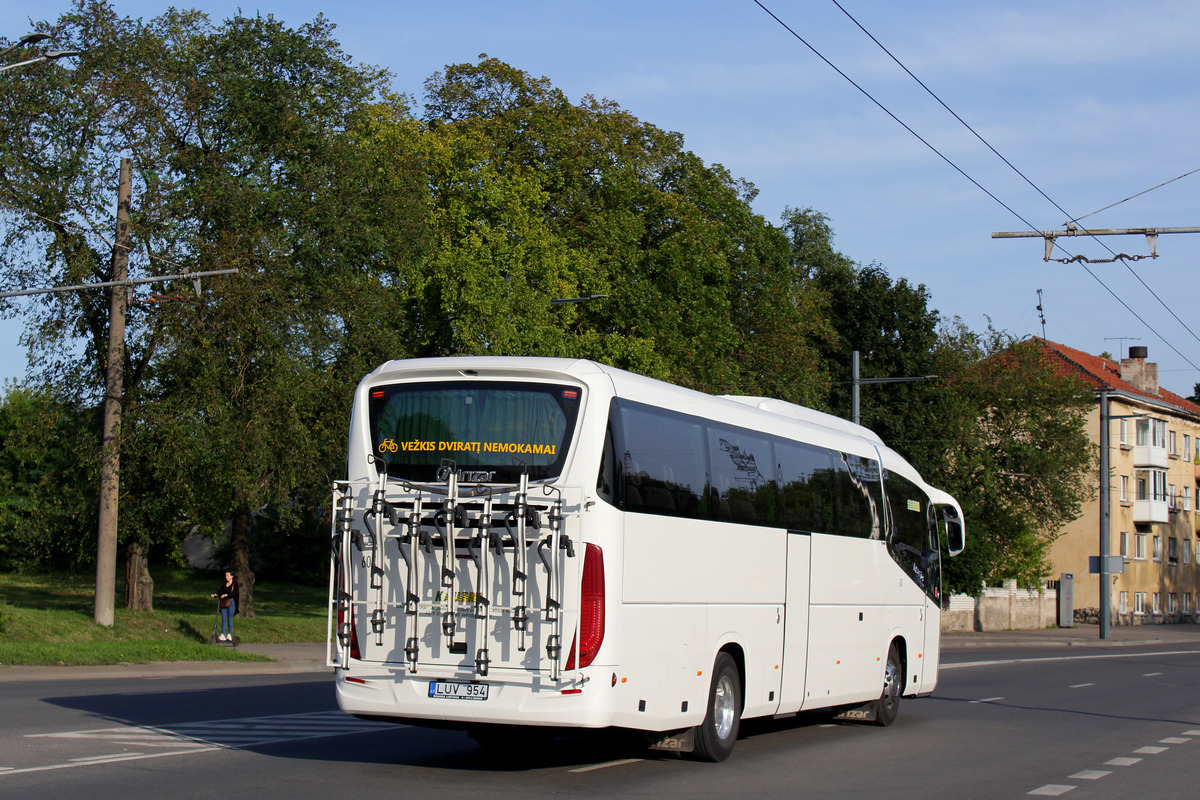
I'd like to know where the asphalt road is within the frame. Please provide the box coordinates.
[4,639,1200,799]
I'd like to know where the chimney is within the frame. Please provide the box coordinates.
[1120,346,1159,394]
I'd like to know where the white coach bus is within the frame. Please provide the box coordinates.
[328,356,964,761]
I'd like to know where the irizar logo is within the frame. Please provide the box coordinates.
[436,464,496,483]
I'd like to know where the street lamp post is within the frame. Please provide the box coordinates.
[850,350,938,427]
[0,31,80,74]
[0,31,50,59]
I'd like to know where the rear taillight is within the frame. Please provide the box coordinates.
[566,544,604,670]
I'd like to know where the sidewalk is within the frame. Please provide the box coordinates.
[943,622,1200,649]
[0,642,329,683]
[6,624,1200,682]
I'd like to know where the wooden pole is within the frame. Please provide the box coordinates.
[94,157,131,626]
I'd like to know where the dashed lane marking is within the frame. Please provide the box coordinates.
[1068,770,1110,780]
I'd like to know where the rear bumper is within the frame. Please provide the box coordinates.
[335,665,616,728]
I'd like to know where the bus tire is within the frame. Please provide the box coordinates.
[870,642,903,727]
[691,652,741,762]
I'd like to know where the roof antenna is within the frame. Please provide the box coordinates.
[1104,337,1141,359]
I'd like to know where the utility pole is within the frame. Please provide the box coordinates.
[0,162,236,626]
[94,158,132,627]
[850,351,938,427]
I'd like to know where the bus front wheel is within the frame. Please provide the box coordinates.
[870,642,903,727]
[691,652,742,762]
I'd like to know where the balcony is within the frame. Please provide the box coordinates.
[1134,443,1169,469]
[1134,498,1169,524]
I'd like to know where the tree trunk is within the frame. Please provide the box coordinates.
[124,541,154,611]
[229,504,256,618]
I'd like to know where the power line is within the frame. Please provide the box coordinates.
[749,0,1037,232]
[821,0,1200,358]
[752,0,1198,371]
[1070,167,1200,225]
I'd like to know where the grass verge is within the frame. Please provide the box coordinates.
[0,568,326,667]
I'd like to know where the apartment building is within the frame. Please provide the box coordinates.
[1039,339,1200,623]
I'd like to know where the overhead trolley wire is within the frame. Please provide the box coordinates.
[750,0,1199,372]
[821,0,1200,365]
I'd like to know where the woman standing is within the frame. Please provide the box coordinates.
[212,571,239,642]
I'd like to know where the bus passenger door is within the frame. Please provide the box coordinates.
[776,531,810,714]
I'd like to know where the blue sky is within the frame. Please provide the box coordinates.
[3,0,1199,396]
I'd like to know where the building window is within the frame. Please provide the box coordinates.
[1153,535,1162,561]
[1135,533,1148,560]
[1120,531,1129,558]
[1121,475,1130,502]
[1185,486,1192,512]
[1135,592,1146,614]
[1170,537,1179,564]
[1136,470,1168,502]
[1120,419,1129,446]
[1120,591,1129,614]
[1137,418,1168,448]
[1185,593,1193,615]
[1170,430,1178,457]
[1153,592,1162,614]
[1186,434,1193,462]
[1185,539,1192,564]
[1169,593,1178,614]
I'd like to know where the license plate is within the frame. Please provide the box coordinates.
[428,680,489,701]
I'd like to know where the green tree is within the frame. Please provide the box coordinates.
[781,207,940,425]
[0,384,98,572]
[405,56,833,401]
[927,329,1096,594]
[0,2,422,611]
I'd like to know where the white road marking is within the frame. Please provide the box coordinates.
[1068,770,1110,780]
[1069,683,1094,688]
[969,696,1004,704]
[1134,746,1168,754]
[943,649,1200,670]
[1105,757,1141,766]
[567,758,644,773]
[7,711,397,777]
[1028,784,1076,796]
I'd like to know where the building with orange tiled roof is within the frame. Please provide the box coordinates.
[1034,339,1200,623]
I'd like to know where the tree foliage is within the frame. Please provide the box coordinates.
[400,56,835,404]
[925,328,1096,593]
[0,13,1099,607]
[0,384,98,571]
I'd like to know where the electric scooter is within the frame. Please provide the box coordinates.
[207,597,241,646]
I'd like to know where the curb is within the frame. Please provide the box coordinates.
[0,643,330,683]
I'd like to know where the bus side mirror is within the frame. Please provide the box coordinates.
[942,506,965,557]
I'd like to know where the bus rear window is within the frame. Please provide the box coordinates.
[367,381,580,483]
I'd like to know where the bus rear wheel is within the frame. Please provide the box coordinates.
[870,642,903,727]
[691,652,741,762]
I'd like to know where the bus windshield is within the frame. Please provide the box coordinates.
[367,380,581,483]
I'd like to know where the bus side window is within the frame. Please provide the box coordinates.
[708,426,775,525]
[884,470,938,600]
[777,440,834,533]
[619,403,708,520]
[597,421,616,506]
